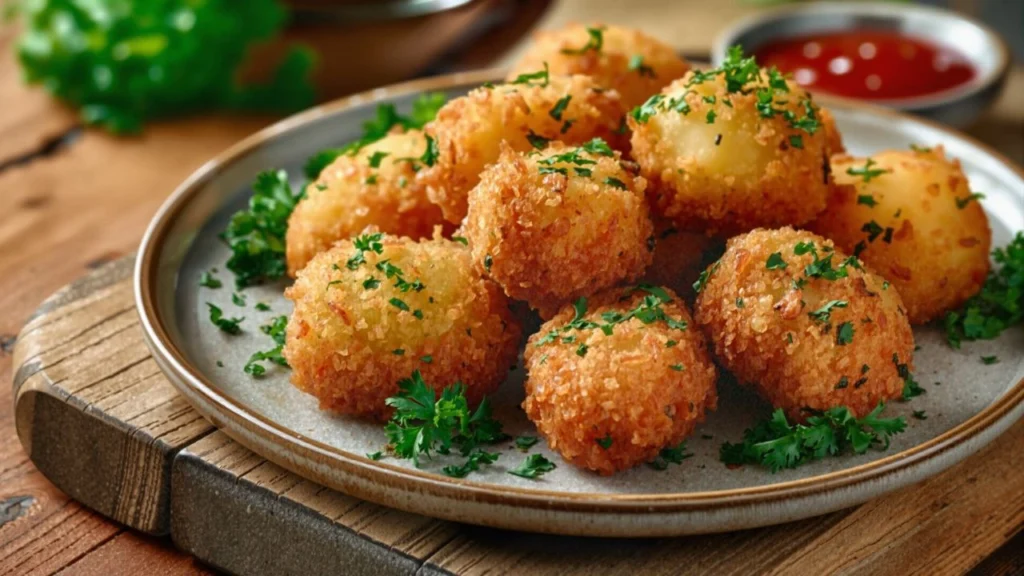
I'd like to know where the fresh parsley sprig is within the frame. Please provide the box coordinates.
[383,371,507,476]
[207,303,244,335]
[720,403,906,472]
[509,454,557,478]
[220,170,303,288]
[244,315,289,376]
[944,232,1024,348]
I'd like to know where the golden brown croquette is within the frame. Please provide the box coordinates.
[524,286,717,475]
[463,140,653,317]
[694,227,914,421]
[284,232,521,419]
[807,147,991,324]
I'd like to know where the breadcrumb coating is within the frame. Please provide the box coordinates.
[524,286,718,475]
[421,74,630,223]
[286,129,449,276]
[694,227,914,421]
[628,72,832,235]
[807,147,991,324]
[507,23,690,109]
[284,232,521,419]
[463,141,653,317]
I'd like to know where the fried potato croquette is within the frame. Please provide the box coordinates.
[694,227,914,420]
[642,217,722,299]
[463,140,653,317]
[524,286,717,475]
[507,23,690,109]
[628,57,832,235]
[286,129,449,276]
[422,74,630,223]
[807,147,991,324]
[284,232,521,419]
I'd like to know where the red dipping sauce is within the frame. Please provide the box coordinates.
[754,31,976,100]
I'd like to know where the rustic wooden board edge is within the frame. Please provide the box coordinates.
[11,256,214,535]
[170,441,441,576]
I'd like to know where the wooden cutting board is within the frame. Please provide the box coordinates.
[10,255,1024,575]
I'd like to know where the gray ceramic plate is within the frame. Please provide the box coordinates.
[136,69,1024,537]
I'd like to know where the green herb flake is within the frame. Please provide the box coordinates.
[912,410,928,420]
[836,322,855,345]
[846,158,889,183]
[720,403,906,472]
[981,355,1000,365]
[766,252,787,270]
[627,54,656,77]
[199,271,222,289]
[604,177,628,190]
[207,303,243,335]
[509,63,550,87]
[648,441,692,470]
[515,436,540,451]
[561,26,604,55]
[549,95,572,121]
[857,195,878,207]
[509,454,557,479]
[452,236,469,246]
[596,434,613,449]
[955,192,985,209]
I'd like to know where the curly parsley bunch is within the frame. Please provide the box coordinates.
[13,0,315,132]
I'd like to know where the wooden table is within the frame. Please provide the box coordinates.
[1,1,1022,574]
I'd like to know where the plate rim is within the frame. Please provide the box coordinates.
[135,69,1024,516]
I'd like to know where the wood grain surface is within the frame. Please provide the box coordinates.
[1,0,1023,574]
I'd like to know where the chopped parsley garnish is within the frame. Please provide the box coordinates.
[367,452,383,461]
[808,300,848,324]
[789,135,803,149]
[561,26,604,55]
[549,95,571,121]
[509,63,550,87]
[420,355,433,364]
[535,285,687,347]
[736,298,745,308]
[346,232,384,270]
[367,151,389,168]
[596,434,614,449]
[894,353,924,400]
[648,441,692,470]
[207,303,243,335]
[720,404,905,472]
[483,254,493,271]
[846,158,888,183]
[580,137,614,156]
[576,343,589,357]
[303,92,446,179]
[604,177,627,190]
[384,371,506,472]
[981,355,1000,365]
[910,144,932,153]
[670,364,685,371]
[526,130,550,150]
[666,340,678,348]
[912,410,928,420]
[452,236,469,246]
[945,232,1024,348]
[255,302,271,312]
[393,349,405,356]
[509,454,556,479]
[955,192,985,209]
[389,298,410,312]
[628,54,656,77]
[766,252,787,270]
[231,292,246,307]
[857,195,878,207]
[221,170,303,288]
[364,174,378,185]
[199,271,222,289]
[693,261,721,294]
[363,277,381,290]
[706,110,717,124]
[836,322,855,345]
[515,436,540,451]
[244,315,289,376]
[441,450,500,478]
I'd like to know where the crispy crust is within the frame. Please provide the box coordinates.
[806,147,992,324]
[463,142,653,317]
[421,75,630,223]
[285,129,450,276]
[628,72,831,235]
[642,217,722,300]
[507,23,691,109]
[284,233,522,420]
[694,227,914,421]
[523,287,718,475]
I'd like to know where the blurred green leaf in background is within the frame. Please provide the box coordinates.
[7,0,315,133]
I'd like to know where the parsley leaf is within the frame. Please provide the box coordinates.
[561,26,604,55]
[857,195,878,207]
[244,315,289,376]
[596,434,614,449]
[515,436,540,451]
[549,95,572,121]
[207,303,243,335]
[720,404,905,472]
[384,371,507,468]
[945,232,1024,347]
[628,54,656,77]
[221,170,303,288]
[441,450,500,478]
[846,158,889,183]
[509,63,550,87]
[509,454,557,479]
[199,271,222,289]
[648,441,692,470]
[955,192,985,209]
[766,252,787,270]
[836,322,855,345]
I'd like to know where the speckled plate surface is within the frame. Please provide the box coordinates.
[136,70,1024,537]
